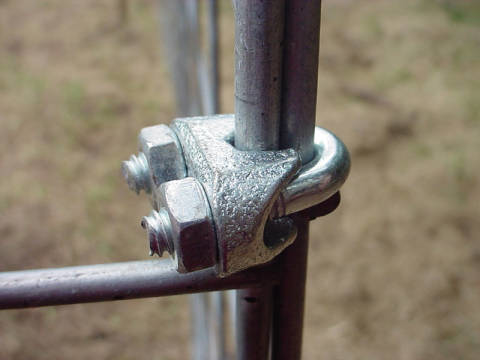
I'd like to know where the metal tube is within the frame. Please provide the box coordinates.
[0,260,279,310]
[209,291,226,360]
[205,5,225,359]
[236,287,273,360]
[207,0,219,114]
[272,217,309,360]
[279,0,322,164]
[191,293,210,360]
[274,127,350,217]
[233,2,286,359]
[272,1,322,359]
[157,0,201,116]
[233,0,285,151]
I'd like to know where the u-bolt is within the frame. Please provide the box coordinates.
[272,127,350,218]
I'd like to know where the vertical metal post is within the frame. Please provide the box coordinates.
[157,3,213,359]
[236,286,273,360]
[273,1,322,359]
[280,0,322,164]
[271,217,309,360]
[209,291,225,360]
[157,0,201,116]
[207,0,219,114]
[206,3,226,359]
[233,0,285,151]
[233,1,286,359]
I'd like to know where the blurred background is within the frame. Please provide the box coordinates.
[0,0,479,359]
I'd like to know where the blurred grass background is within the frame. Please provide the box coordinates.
[0,0,479,359]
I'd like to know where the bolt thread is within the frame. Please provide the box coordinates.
[121,152,150,194]
[141,209,173,257]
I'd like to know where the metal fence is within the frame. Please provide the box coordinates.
[0,1,350,359]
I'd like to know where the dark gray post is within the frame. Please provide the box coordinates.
[280,0,322,164]
[273,1,322,359]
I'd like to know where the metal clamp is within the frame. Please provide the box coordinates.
[122,115,350,276]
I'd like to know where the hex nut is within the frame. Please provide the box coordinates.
[156,177,217,273]
[138,124,187,192]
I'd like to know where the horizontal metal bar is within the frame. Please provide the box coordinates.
[0,260,278,310]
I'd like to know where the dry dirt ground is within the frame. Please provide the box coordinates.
[1,0,479,359]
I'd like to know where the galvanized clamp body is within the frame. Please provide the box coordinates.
[122,115,350,276]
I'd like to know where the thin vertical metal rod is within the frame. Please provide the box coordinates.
[279,0,322,164]
[191,294,210,360]
[205,3,226,359]
[233,0,286,151]
[272,217,309,360]
[157,0,201,116]
[272,1,322,359]
[209,291,225,360]
[236,286,273,360]
[157,3,211,359]
[233,1,286,359]
[207,0,219,113]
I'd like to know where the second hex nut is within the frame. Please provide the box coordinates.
[154,177,217,273]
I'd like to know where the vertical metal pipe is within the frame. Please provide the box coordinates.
[272,1,322,359]
[191,294,210,360]
[233,0,285,151]
[207,0,220,113]
[206,3,226,359]
[236,287,273,360]
[209,292,226,360]
[157,3,210,359]
[157,0,201,116]
[233,1,286,359]
[280,0,322,164]
[271,217,309,360]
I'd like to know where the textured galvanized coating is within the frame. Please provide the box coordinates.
[172,115,301,276]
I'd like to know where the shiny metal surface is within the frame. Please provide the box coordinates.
[232,4,285,356]
[123,115,348,276]
[273,127,350,217]
[152,177,217,273]
[121,152,150,194]
[280,0,322,164]
[122,124,187,196]
[233,0,285,151]
[138,124,187,195]
[173,115,300,276]
[207,0,219,115]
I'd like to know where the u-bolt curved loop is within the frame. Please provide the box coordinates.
[273,127,351,218]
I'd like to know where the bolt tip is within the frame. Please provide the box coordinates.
[141,210,166,257]
[121,153,150,194]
